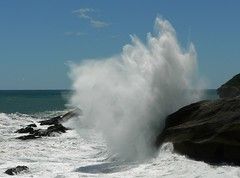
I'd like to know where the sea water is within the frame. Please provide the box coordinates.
[0,90,240,178]
[1,91,239,178]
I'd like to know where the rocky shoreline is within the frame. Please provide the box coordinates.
[156,97,240,165]
[5,74,240,175]
[156,73,240,165]
[4,109,81,175]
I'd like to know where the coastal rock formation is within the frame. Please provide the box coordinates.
[5,166,29,175]
[16,124,68,140]
[15,109,81,140]
[156,97,240,165]
[39,108,81,125]
[17,134,41,140]
[15,124,37,134]
[217,74,240,98]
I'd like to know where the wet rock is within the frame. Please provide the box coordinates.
[16,124,68,140]
[5,166,29,175]
[16,134,41,140]
[15,125,35,134]
[47,124,68,133]
[156,97,240,165]
[27,123,37,127]
[39,108,81,125]
[15,109,80,140]
[34,124,68,137]
[217,73,240,98]
[38,115,61,125]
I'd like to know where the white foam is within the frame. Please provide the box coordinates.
[0,113,240,177]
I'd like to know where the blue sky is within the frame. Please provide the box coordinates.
[0,0,239,89]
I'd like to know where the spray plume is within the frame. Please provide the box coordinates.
[69,17,202,160]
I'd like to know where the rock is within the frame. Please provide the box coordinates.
[34,124,68,137]
[16,134,41,140]
[39,108,81,125]
[16,124,68,140]
[38,115,61,126]
[5,166,29,175]
[15,125,35,134]
[47,124,68,133]
[156,97,240,165]
[15,109,80,140]
[27,123,37,127]
[217,73,240,98]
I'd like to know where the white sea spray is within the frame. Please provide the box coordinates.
[69,17,202,161]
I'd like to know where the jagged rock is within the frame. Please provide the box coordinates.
[16,124,68,140]
[17,134,41,140]
[38,115,60,125]
[27,124,37,127]
[5,166,29,175]
[217,73,240,98]
[39,108,81,125]
[34,124,68,137]
[156,97,240,165]
[47,124,68,133]
[15,109,80,140]
[15,125,36,134]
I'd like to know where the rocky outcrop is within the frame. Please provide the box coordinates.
[39,108,81,125]
[217,74,240,98]
[17,134,41,140]
[5,166,29,175]
[15,124,37,134]
[16,124,68,140]
[156,97,240,165]
[15,109,81,140]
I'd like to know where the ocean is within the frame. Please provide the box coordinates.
[1,89,239,178]
[0,90,71,114]
[0,89,218,114]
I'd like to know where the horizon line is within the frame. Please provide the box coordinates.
[0,88,217,91]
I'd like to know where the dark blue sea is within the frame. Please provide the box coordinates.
[0,90,72,114]
[0,89,218,114]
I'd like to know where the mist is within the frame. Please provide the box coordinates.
[69,17,202,161]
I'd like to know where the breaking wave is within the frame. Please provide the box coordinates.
[69,17,202,161]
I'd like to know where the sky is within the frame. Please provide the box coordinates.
[0,0,239,90]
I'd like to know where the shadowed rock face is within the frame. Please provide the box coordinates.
[15,124,37,134]
[5,166,29,175]
[217,74,240,98]
[156,97,240,165]
[39,108,82,125]
[16,124,68,140]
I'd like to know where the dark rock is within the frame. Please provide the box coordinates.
[47,124,68,133]
[39,115,61,125]
[156,97,240,165]
[217,73,240,98]
[16,134,41,140]
[16,124,68,140]
[27,124,37,127]
[15,126,35,134]
[34,124,68,137]
[5,166,29,175]
[39,108,81,125]
[15,109,80,140]
[15,123,37,134]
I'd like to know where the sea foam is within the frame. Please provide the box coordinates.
[69,17,202,160]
